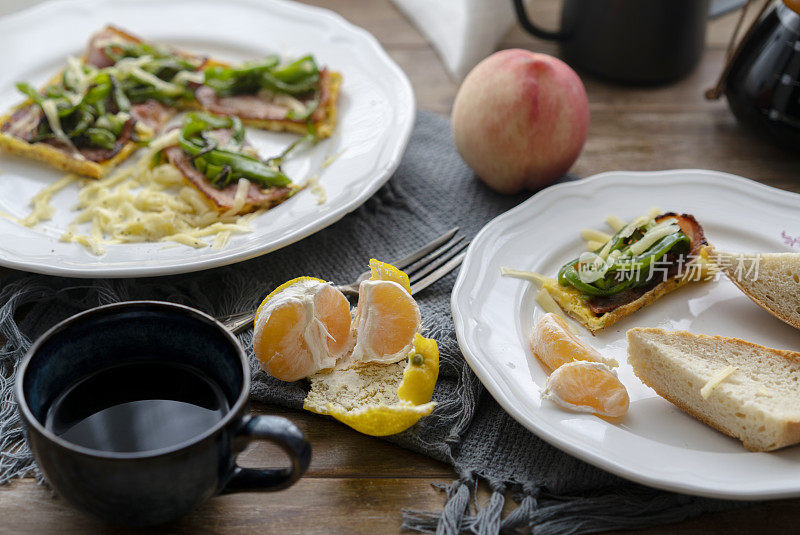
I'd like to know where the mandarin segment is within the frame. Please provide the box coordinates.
[313,283,352,356]
[544,361,629,418]
[254,300,310,381]
[352,280,421,363]
[530,313,615,372]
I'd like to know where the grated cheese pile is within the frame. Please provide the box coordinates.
[22,133,265,256]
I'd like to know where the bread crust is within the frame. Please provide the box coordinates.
[628,328,800,451]
[706,246,800,331]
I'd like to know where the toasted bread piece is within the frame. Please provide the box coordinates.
[627,328,800,451]
[706,247,800,331]
[543,254,714,333]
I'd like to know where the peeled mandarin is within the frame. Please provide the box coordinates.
[253,277,351,381]
[531,313,613,372]
[543,361,629,418]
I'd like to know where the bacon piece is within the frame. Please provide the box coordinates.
[1,105,42,140]
[658,213,707,256]
[85,25,207,70]
[194,69,331,123]
[130,99,175,132]
[586,213,708,316]
[163,145,291,213]
[85,27,135,68]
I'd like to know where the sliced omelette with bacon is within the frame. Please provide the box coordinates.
[157,112,299,214]
[0,25,341,179]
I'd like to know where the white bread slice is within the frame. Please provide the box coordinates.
[706,247,800,331]
[627,328,800,451]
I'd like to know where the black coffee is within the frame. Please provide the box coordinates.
[45,361,229,453]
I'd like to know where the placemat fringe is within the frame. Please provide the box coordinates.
[471,479,505,534]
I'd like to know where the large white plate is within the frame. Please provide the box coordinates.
[0,0,414,277]
[452,170,800,500]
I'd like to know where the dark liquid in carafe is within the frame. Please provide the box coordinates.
[45,361,229,453]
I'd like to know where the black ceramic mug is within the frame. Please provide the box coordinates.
[15,301,311,527]
[513,0,711,84]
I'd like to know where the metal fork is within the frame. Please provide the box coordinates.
[217,227,469,334]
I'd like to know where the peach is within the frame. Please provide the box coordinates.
[452,49,589,194]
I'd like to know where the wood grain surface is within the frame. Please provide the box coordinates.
[1,0,799,534]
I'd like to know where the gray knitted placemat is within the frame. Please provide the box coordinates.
[0,111,747,533]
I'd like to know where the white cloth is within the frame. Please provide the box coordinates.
[391,0,517,81]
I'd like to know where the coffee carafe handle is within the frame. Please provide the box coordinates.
[512,0,567,40]
[222,415,312,493]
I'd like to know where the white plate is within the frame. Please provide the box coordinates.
[0,0,414,277]
[452,170,800,500]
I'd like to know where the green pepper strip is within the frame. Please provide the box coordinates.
[561,265,635,297]
[611,232,690,279]
[16,82,45,105]
[557,229,691,297]
[109,75,131,112]
[177,112,291,189]
[204,55,320,96]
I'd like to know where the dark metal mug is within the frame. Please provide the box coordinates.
[15,301,311,526]
[513,0,712,84]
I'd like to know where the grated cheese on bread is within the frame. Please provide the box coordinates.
[627,328,800,452]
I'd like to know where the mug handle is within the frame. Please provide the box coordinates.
[512,0,567,41]
[223,415,311,493]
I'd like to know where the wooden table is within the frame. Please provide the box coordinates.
[2,1,799,533]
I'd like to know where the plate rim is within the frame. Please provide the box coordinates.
[0,0,416,278]
[451,169,800,500]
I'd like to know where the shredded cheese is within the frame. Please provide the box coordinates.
[321,150,345,169]
[580,228,612,243]
[22,174,80,226]
[500,267,547,287]
[273,94,307,115]
[605,214,626,232]
[41,100,83,158]
[221,178,251,217]
[585,239,604,251]
[20,141,267,255]
[171,70,205,86]
[112,56,184,96]
[626,223,680,256]
[700,366,737,399]
[305,174,326,204]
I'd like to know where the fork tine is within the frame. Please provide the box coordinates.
[408,239,469,284]
[409,252,466,295]
[391,227,458,271]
